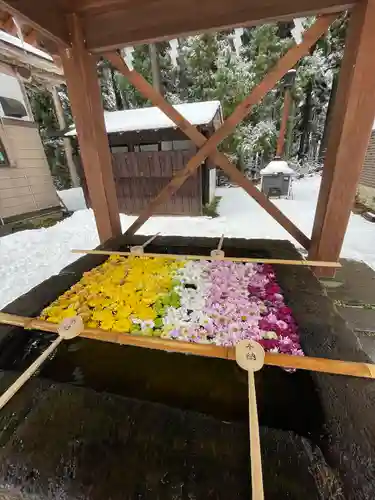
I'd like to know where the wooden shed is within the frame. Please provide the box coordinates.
[358,122,375,211]
[68,101,221,215]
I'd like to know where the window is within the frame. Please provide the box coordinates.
[111,146,129,153]
[0,138,9,166]
[162,140,192,151]
[172,140,192,151]
[134,143,159,152]
[0,97,27,118]
[161,141,172,151]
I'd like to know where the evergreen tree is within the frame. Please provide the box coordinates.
[26,18,348,188]
[26,85,72,189]
[318,13,348,160]
[286,15,347,161]
[241,24,292,85]
[177,35,220,102]
[97,57,118,111]
[238,24,293,165]
[116,42,178,108]
[177,34,252,162]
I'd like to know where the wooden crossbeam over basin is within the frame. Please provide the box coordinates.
[71,249,341,268]
[0,312,374,379]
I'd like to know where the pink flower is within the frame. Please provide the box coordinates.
[167,260,303,357]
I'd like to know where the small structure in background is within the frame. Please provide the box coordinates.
[260,160,296,198]
[67,100,222,216]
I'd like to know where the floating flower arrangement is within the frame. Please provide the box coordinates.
[40,255,303,356]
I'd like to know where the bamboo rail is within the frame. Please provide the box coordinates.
[71,249,341,268]
[0,317,83,410]
[0,312,374,379]
[236,340,265,500]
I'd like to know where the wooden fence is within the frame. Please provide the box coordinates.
[111,149,202,215]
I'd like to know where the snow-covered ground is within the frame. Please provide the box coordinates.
[1,175,374,309]
[58,187,86,212]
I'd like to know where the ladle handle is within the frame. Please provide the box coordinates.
[0,336,63,410]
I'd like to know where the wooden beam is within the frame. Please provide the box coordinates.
[0,0,69,46]
[309,0,375,271]
[1,311,375,379]
[106,52,310,248]
[71,249,341,268]
[1,14,17,34]
[110,15,334,240]
[24,29,38,46]
[81,0,350,52]
[60,13,121,243]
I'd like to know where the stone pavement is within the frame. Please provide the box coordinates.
[320,259,375,362]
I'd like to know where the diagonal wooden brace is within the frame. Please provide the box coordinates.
[107,52,311,248]
[104,14,335,249]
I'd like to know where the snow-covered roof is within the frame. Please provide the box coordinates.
[260,160,296,176]
[0,30,53,61]
[66,100,222,136]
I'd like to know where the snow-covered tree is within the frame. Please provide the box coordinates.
[241,24,293,85]
[26,84,73,189]
[177,34,220,102]
[177,34,253,161]
[27,18,348,187]
[239,120,277,163]
[116,42,178,108]
[97,58,118,111]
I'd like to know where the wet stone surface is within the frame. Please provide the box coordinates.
[0,373,341,500]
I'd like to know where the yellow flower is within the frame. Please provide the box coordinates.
[113,317,132,332]
[132,305,156,321]
[92,309,113,323]
[40,255,186,335]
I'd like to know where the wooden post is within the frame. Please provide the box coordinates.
[60,13,121,242]
[309,0,375,274]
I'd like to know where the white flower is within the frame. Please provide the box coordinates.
[262,331,278,340]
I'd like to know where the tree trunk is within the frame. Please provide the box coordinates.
[110,68,125,110]
[298,79,313,161]
[285,97,295,158]
[318,72,339,162]
[149,43,163,95]
[177,38,189,100]
[276,89,292,157]
[51,86,80,188]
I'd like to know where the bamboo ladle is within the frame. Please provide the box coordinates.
[0,316,83,410]
[236,339,265,500]
[130,232,161,255]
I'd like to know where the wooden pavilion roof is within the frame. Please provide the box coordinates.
[0,0,352,53]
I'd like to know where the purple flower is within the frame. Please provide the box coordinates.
[167,260,303,357]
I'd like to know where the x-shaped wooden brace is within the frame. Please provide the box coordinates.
[104,14,336,250]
